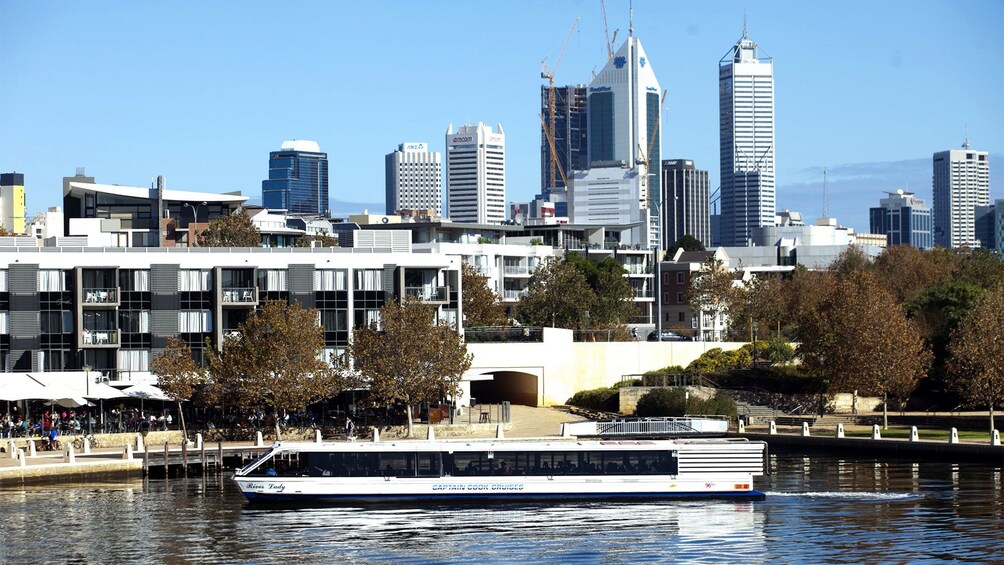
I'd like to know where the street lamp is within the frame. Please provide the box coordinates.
[182,201,208,247]
[82,364,92,434]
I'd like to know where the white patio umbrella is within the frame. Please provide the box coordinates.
[83,383,128,434]
[0,374,77,401]
[122,383,173,418]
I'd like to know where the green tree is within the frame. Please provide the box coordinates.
[150,336,204,441]
[205,300,345,439]
[954,248,1004,291]
[348,298,472,437]
[198,209,261,247]
[684,255,734,340]
[294,230,339,248]
[872,245,953,304]
[564,253,635,326]
[515,257,596,328]
[947,288,1004,433]
[667,235,705,257]
[461,262,508,327]
[829,245,872,278]
[796,272,930,427]
[727,275,787,341]
[907,282,985,395]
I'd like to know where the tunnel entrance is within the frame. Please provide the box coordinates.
[469,371,539,406]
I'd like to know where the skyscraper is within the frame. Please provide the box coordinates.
[869,189,933,249]
[385,143,442,215]
[0,172,26,234]
[540,85,588,198]
[446,123,506,224]
[261,140,329,216]
[933,142,990,248]
[583,34,662,247]
[661,159,711,247]
[719,23,775,247]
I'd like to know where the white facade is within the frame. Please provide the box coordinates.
[933,146,990,248]
[568,166,649,247]
[446,123,506,224]
[586,36,663,248]
[385,142,442,215]
[719,26,776,247]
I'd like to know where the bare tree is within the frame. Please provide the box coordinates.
[948,287,1004,433]
[348,298,472,438]
[205,300,345,439]
[150,336,203,441]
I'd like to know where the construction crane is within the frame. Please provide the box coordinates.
[636,90,668,205]
[601,0,615,60]
[539,113,570,190]
[541,16,580,191]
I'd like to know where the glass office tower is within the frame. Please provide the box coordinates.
[262,140,329,216]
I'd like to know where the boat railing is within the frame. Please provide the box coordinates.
[594,416,730,437]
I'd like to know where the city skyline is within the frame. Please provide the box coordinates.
[1,1,1002,234]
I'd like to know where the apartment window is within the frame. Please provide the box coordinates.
[313,269,347,291]
[118,350,150,372]
[678,312,685,322]
[677,292,684,304]
[38,270,67,292]
[119,270,150,292]
[355,270,383,291]
[119,310,150,333]
[41,311,73,334]
[676,272,685,284]
[0,269,7,292]
[179,310,212,332]
[0,311,7,334]
[258,269,288,292]
[178,270,212,291]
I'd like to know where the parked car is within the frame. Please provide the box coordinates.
[647,330,688,342]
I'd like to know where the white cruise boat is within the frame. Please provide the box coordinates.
[233,438,766,504]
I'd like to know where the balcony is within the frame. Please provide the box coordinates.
[82,288,120,307]
[222,287,258,306]
[503,265,530,276]
[80,329,120,348]
[404,286,449,303]
[503,288,528,301]
[631,288,653,299]
[623,265,652,275]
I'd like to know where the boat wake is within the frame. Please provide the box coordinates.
[765,491,921,501]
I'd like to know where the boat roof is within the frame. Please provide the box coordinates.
[267,438,760,454]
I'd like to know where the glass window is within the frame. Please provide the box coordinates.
[38,270,67,292]
[313,269,347,291]
[178,270,212,291]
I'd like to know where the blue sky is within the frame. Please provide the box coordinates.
[1,0,1002,233]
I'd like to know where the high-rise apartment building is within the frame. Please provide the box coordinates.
[584,35,663,248]
[540,85,588,197]
[0,172,26,234]
[446,123,506,224]
[719,24,775,247]
[869,189,933,249]
[974,200,1002,251]
[661,160,711,247]
[385,143,442,215]
[261,140,329,216]
[933,143,990,248]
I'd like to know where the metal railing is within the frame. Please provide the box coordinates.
[222,287,256,303]
[595,416,729,437]
[464,326,543,343]
[404,286,449,302]
[83,288,118,304]
[502,289,528,300]
[573,329,632,342]
[82,329,119,345]
[503,265,530,276]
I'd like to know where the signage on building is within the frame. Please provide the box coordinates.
[402,143,428,152]
[487,135,503,144]
[451,136,473,143]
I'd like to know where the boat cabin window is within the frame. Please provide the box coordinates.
[446,450,677,476]
[247,451,442,478]
[243,450,304,477]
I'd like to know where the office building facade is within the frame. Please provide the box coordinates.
[262,140,329,216]
[0,173,26,234]
[974,199,1003,250]
[661,160,711,247]
[446,123,506,224]
[869,190,934,249]
[933,145,990,248]
[719,25,776,247]
[586,36,663,249]
[385,143,442,215]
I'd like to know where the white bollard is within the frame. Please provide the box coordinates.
[255,431,264,448]
[314,429,322,443]
[872,425,881,440]
[64,444,76,464]
[83,437,91,455]
[28,440,36,457]
[801,422,810,437]
[136,434,144,453]
[769,421,777,435]
[836,423,845,438]
[949,427,959,444]
[18,448,26,467]
[123,444,133,460]
[426,426,435,442]
[909,426,919,442]
[992,430,1001,446]
[496,424,505,439]
[195,433,203,450]
[372,428,380,442]
[738,419,746,434]
[9,441,16,459]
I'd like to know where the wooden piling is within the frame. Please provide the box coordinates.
[217,441,224,474]
[164,442,169,477]
[143,445,150,476]
[200,440,207,476]
[182,439,189,476]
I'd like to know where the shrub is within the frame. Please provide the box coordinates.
[612,378,642,389]
[634,388,687,417]
[766,337,796,364]
[688,393,738,419]
[566,387,619,412]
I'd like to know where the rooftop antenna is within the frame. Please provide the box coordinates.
[743,10,748,38]
[823,167,829,219]
[629,0,634,38]
[962,122,970,149]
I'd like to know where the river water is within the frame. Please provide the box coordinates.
[1,454,1001,564]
